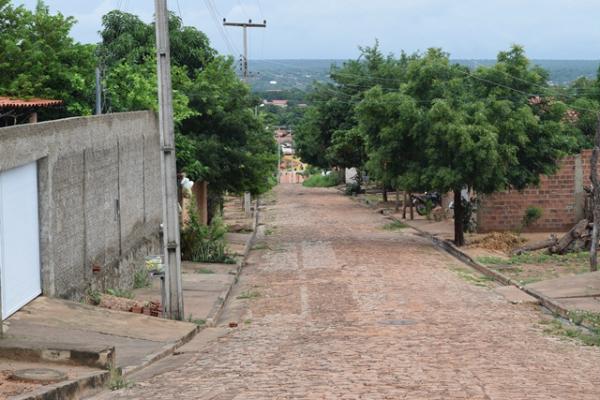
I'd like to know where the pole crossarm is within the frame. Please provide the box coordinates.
[223,19,267,28]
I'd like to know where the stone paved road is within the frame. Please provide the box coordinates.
[105,185,600,399]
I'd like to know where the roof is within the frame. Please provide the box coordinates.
[0,97,63,108]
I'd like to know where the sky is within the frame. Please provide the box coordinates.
[16,0,600,60]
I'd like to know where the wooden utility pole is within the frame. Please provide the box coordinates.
[155,0,184,319]
[223,18,267,81]
[590,114,600,271]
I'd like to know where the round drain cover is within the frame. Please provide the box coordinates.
[11,368,67,384]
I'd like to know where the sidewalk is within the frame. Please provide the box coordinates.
[0,195,258,399]
[2,297,197,399]
[351,193,600,318]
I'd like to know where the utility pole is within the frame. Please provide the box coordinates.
[155,0,184,319]
[224,18,266,216]
[95,67,102,115]
[223,18,267,81]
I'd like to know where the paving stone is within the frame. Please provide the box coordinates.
[101,185,600,400]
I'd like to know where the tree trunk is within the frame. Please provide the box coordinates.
[395,189,400,212]
[454,189,465,246]
[382,187,388,203]
[409,192,414,220]
[590,115,600,271]
[402,192,408,219]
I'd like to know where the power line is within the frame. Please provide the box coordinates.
[203,0,237,55]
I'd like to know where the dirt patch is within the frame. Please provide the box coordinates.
[467,232,526,254]
[0,371,41,399]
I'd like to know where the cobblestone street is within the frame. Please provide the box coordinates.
[106,184,600,399]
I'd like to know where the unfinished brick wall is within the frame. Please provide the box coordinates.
[477,150,593,233]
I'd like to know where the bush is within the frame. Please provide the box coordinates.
[302,174,341,188]
[344,182,365,195]
[522,206,543,229]
[181,198,236,264]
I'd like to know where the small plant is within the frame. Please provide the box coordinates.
[133,268,151,289]
[187,315,206,326]
[87,288,102,305]
[521,206,543,231]
[108,367,132,391]
[237,290,261,300]
[383,220,409,230]
[195,267,214,274]
[181,196,236,264]
[106,288,134,299]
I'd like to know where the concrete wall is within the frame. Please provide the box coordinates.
[478,151,592,233]
[0,111,162,300]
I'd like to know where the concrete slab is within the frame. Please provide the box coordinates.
[494,286,540,305]
[133,262,237,326]
[5,297,197,371]
[556,297,600,313]
[525,271,600,299]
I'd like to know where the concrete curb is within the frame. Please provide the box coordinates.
[345,194,578,322]
[11,370,111,400]
[395,217,575,320]
[121,324,198,377]
[205,200,260,328]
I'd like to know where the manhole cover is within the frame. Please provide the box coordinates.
[10,368,67,384]
[378,319,416,326]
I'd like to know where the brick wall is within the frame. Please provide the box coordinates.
[477,150,593,233]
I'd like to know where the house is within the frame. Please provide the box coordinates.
[263,99,289,108]
[0,96,63,126]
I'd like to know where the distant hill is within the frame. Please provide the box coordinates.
[248,59,600,92]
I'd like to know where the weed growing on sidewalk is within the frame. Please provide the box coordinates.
[187,315,206,326]
[450,266,495,288]
[477,251,589,266]
[383,221,409,230]
[237,290,261,300]
[539,314,600,347]
[108,367,132,391]
[195,267,214,274]
[106,288,135,299]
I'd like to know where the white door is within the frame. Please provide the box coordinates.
[0,162,41,319]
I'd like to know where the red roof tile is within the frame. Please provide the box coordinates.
[0,97,63,108]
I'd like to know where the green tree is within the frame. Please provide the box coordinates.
[0,0,96,117]
[99,10,276,218]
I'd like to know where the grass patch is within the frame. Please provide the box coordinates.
[477,251,589,266]
[237,290,261,300]
[187,315,206,326]
[383,220,409,230]
[450,266,495,287]
[195,267,214,274]
[106,288,135,299]
[302,174,341,188]
[252,243,271,251]
[540,313,600,346]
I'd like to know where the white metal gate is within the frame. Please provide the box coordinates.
[0,162,41,319]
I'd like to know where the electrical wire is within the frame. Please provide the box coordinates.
[203,0,238,56]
